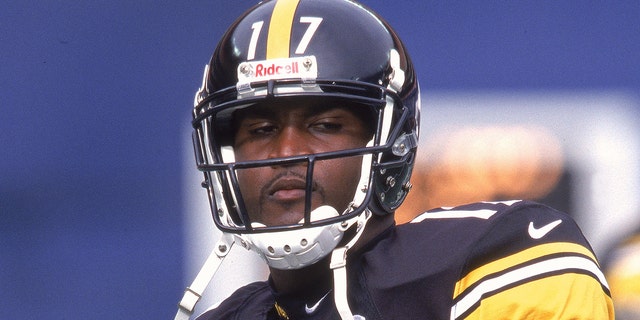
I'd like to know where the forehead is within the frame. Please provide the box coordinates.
[233,97,372,121]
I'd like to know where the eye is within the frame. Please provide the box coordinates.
[310,116,346,133]
[248,122,278,135]
[234,118,278,146]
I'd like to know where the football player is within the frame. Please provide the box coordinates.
[176,0,614,319]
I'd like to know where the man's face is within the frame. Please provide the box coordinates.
[232,100,372,227]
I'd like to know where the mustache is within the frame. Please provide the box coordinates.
[260,169,319,197]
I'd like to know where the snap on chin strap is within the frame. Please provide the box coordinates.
[331,247,352,319]
[174,233,235,320]
[330,211,371,320]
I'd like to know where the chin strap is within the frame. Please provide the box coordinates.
[330,210,371,320]
[175,233,235,320]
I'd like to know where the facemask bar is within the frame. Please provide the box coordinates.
[193,78,412,234]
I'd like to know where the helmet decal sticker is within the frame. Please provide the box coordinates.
[294,17,323,55]
[247,15,323,61]
[247,21,264,61]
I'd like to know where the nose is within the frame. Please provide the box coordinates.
[268,126,312,160]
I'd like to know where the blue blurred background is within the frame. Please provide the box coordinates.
[1,1,639,319]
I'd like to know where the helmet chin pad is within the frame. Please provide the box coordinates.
[239,206,349,269]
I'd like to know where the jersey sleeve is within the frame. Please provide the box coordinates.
[448,201,614,320]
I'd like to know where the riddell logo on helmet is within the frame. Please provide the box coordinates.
[255,61,299,77]
[237,56,318,84]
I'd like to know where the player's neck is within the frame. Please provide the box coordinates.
[269,256,332,295]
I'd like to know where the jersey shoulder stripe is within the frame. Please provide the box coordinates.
[454,242,603,295]
[456,272,614,320]
[451,242,611,319]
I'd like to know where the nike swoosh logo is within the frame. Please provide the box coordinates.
[528,219,562,239]
[305,292,330,314]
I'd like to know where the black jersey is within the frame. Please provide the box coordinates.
[197,200,614,319]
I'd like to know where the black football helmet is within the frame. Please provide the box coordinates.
[191,0,420,269]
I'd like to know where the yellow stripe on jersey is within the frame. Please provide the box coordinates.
[460,273,615,320]
[451,242,613,319]
[453,242,600,300]
[266,0,300,59]
[451,255,611,319]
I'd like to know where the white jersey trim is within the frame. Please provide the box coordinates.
[410,200,522,223]
[411,209,497,222]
